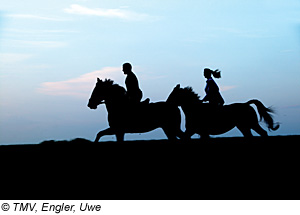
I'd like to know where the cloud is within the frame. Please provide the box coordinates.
[210,27,275,39]
[2,29,76,49]
[6,40,67,48]
[38,67,124,98]
[220,85,237,92]
[5,28,78,34]
[7,14,70,21]
[0,53,33,64]
[64,4,154,21]
[20,40,66,48]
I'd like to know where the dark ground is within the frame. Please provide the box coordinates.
[1,135,299,200]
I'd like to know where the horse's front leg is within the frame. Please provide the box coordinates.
[184,129,195,140]
[116,132,125,142]
[94,127,114,142]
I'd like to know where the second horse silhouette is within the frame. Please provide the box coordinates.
[167,84,279,139]
[87,78,184,142]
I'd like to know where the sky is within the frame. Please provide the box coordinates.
[0,0,300,144]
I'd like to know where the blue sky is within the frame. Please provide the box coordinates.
[0,0,300,144]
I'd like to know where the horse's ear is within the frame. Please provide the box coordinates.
[97,77,101,82]
[176,84,180,89]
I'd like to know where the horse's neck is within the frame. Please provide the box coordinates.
[105,99,123,112]
[181,103,196,116]
[105,95,131,114]
[106,86,127,107]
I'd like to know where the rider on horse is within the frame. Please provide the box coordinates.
[201,68,225,106]
[122,62,149,105]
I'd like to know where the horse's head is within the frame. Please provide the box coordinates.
[87,78,113,109]
[167,84,182,106]
[167,84,200,106]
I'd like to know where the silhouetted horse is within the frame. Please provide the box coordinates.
[167,84,279,138]
[87,78,183,142]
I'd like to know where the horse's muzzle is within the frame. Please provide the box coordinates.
[87,103,97,109]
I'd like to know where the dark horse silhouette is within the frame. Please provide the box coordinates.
[167,84,280,138]
[87,78,183,142]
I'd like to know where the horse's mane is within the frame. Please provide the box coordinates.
[181,87,201,103]
[100,79,124,90]
[98,79,126,98]
[101,78,117,86]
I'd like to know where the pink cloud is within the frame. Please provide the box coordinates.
[38,67,124,98]
[220,85,237,92]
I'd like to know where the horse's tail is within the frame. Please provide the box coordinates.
[246,99,280,131]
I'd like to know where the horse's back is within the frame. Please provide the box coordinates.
[186,102,257,135]
[223,102,257,118]
[109,101,181,132]
[148,101,181,120]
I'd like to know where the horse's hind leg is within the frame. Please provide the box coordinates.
[237,126,253,138]
[95,127,114,142]
[252,124,268,137]
[162,127,177,141]
[184,129,196,140]
[199,133,210,140]
[176,128,188,140]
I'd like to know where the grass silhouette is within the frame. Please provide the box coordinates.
[1,135,299,200]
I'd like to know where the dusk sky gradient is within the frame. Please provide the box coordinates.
[1,0,300,144]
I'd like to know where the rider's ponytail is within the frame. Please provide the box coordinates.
[204,68,221,79]
[212,69,221,78]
